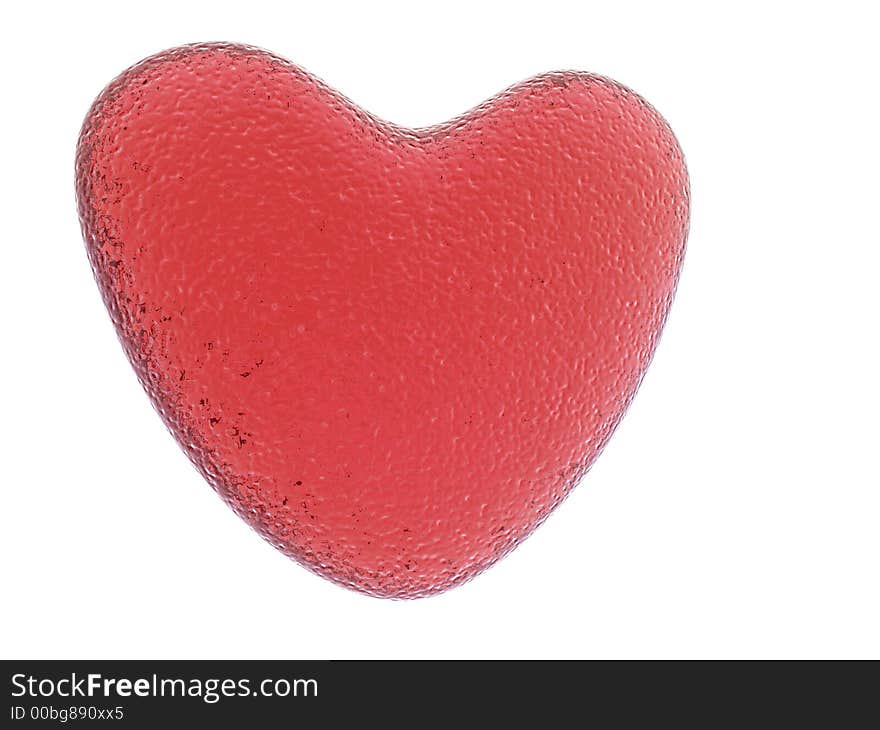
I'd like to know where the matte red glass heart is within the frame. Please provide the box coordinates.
[76,43,689,598]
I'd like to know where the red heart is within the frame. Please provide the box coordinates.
[76,43,689,598]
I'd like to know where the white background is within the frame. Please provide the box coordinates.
[2,1,878,659]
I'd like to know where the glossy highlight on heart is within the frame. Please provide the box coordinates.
[76,43,689,598]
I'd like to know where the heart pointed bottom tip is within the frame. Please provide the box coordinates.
[76,42,689,598]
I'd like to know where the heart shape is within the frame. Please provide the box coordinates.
[76,43,689,598]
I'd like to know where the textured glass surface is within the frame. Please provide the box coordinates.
[76,43,689,598]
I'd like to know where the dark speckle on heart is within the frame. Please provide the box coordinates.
[75,42,689,598]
